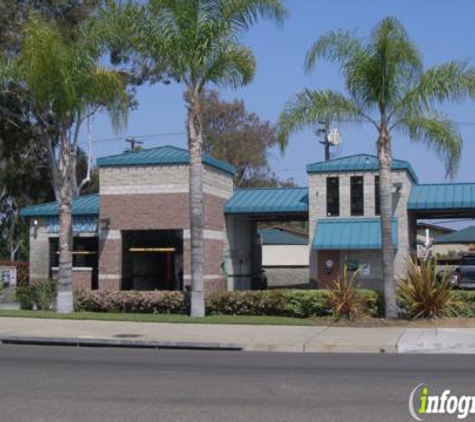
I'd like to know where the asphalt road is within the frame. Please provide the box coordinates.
[0,345,472,422]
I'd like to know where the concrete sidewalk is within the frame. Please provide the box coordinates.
[2,316,475,353]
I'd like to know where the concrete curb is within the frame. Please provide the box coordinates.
[0,336,243,351]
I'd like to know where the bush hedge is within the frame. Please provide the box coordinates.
[75,289,382,318]
[76,290,190,314]
[17,280,57,310]
[453,291,475,318]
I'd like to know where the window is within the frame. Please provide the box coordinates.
[375,176,380,216]
[326,177,340,216]
[350,176,364,216]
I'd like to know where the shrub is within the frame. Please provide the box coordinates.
[74,289,382,318]
[76,290,190,314]
[283,290,330,318]
[449,291,475,318]
[398,258,467,319]
[327,266,368,320]
[17,286,34,310]
[32,280,57,310]
[16,280,57,310]
[206,291,289,316]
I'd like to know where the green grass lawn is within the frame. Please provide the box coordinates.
[0,309,316,326]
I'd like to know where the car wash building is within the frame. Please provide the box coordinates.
[21,146,475,292]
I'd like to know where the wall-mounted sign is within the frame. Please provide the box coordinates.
[359,263,371,277]
[0,266,17,287]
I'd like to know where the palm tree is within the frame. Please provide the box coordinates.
[18,16,128,313]
[128,0,286,317]
[278,17,475,318]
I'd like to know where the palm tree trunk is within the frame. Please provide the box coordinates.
[377,128,398,318]
[187,96,205,317]
[55,133,75,314]
[56,184,74,313]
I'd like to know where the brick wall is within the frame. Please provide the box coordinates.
[97,163,233,292]
[51,268,92,290]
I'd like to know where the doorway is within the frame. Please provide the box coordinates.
[121,230,183,291]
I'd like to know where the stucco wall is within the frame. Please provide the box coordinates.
[340,250,384,290]
[224,215,254,290]
[263,267,310,288]
[262,244,309,267]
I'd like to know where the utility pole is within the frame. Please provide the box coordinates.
[125,137,144,151]
[315,120,331,161]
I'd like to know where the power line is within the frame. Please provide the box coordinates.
[81,117,475,145]
[79,131,186,145]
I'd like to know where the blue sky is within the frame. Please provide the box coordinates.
[88,0,475,191]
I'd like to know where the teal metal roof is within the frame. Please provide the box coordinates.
[312,218,398,250]
[306,154,418,183]
[225,187,309,214]
[20,194,99,217]
[97,145,235,175]
[433,226,475,245]
[258,228,308,245]
[408,183,475,210]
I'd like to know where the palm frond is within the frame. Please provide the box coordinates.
[21,14,129,130]
[277,89,362,149]
[397,112,462,178]
[203,44,255,89]
[221,0,287,30]
[396,61,475,115]
[304,29,365,75]
[0,57,17,90]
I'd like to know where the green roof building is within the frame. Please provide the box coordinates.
[21,147,475,292]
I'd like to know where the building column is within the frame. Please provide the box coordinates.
[98,229,122,290]
[28,221,51,283]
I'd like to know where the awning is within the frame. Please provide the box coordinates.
[408,183,475,211]
[20,194,99,217]
[225,187,308,215]
[433,226,475,245]
[312,218,398,250]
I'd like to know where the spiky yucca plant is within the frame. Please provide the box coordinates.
[398,258,466,319]
[327,265,364,321]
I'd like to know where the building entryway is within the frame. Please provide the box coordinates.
[121,230,183,291]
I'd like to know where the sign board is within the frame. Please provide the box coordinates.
[358,263,371,277]
[0,266,17,287]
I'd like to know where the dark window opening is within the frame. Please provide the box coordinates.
[49,237,99,289]
[375,176,381,216]
[121,230,184,291]
[327,177,340,217]
[350,176,364,216]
